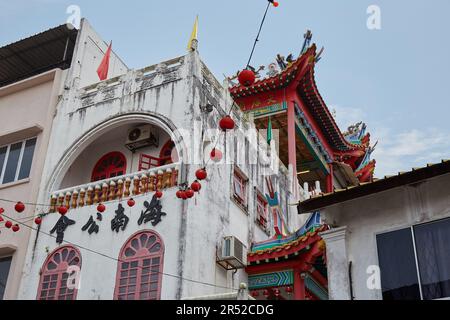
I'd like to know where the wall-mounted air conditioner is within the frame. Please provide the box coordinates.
[125,125,159,152]
[216,236,247,270]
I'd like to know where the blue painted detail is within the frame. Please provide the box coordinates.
[251,212,322,252]
[265,191,279,207]
[293,103,333,164]
[344,123,367,145]
[296,211,321,237]
[248,271,294,289]
[355,142,377,172]
[305,273,328,300]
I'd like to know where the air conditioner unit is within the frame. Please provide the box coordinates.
[125,125,159,152]
[216,236,247,270]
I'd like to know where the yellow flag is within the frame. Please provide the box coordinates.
[187,16,199,51]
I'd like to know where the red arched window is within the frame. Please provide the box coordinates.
[114,230,164,300]
[37,246,82,300]
[91,151,127,182]
[159,140,175,166]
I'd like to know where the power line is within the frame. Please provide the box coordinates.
[246,1,272,69]
[0,197,51,208]
[1,212,240,293]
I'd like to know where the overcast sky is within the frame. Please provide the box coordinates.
[1,0,449,178]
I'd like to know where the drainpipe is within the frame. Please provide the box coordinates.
[348,261,354,300]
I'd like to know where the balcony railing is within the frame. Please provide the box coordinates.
[49,163,180,212]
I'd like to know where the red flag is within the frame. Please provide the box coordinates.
[97,41,112,81]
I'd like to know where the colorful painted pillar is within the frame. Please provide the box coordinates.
[326,163,334,193]
[287,101,297,177]
[293,269,305,300]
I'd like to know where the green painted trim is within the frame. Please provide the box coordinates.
[248,271,294,289]
[245,101,287,118]
[305,274,328,300]
[295,119,329,174]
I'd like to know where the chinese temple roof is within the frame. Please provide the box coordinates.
[248,224,328,264]
[229,45,364,154]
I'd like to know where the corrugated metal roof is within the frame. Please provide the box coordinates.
[0,24,78,88]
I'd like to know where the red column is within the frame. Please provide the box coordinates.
[326,163,334,193]
[293,269,305,300]
[287,101,297,176]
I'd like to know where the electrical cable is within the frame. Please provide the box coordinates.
[0,212,240,292]
[246,1,272,69]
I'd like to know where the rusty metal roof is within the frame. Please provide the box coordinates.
[0,24,78,88]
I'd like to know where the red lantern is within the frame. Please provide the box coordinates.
[0,208,4,214]
[210,148,223,162]
[34,217,42,225]
[195,168,207,180]
[185,189,195,199]
[285,286,293,294]
[263,289,269,297]
[155,190,163,199]
[127,198,135,207]
[0,216,3,223]
[251,291,259,297]
[58,206,68,215]
[5,221,12,229]
[176,190,184,199]
[12,224,20,232]
[272,1,279,7]
[191,180,201,192]
[15,202,25,213]
[97,203,106,213]
[181,191,188,200]
[219,115,235,131]
[238,69,256,87]
[274,289,280,297]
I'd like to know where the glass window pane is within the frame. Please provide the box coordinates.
[414,218,450,300]
[0,257,12,300]
[18,138,36,180]
[0,147,7,178]
[2,142,22,184]
[376,228,421,300]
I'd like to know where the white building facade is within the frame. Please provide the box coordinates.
[17,19,306,300]
[299,160,450,300]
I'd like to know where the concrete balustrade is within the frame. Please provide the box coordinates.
[49,163,180,212]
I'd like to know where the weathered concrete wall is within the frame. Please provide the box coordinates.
[321,172,450,300]
[67,19,128,89]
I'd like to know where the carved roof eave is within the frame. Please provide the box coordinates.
[298,64,366,154]
[229,45,366,154]
[229,45,317,98]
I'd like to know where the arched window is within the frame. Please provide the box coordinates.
[91,151,127,182]
[37,246,82,300]
[159,140,175,166]
[114,230,164,300]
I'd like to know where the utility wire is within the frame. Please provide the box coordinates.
[1,213,240,292]
[246,1,272,69]
[0,197,51,208]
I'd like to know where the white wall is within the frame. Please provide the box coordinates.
[68,19,128,89]
[321,172,450,300]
